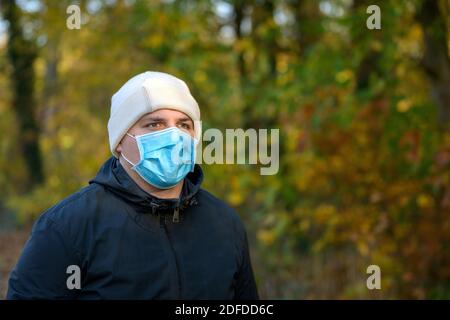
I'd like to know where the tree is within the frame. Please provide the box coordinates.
[2,0,44,191]
[416,0,450,124]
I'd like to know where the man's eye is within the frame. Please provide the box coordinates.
[179,123,191,130]
[146,123,160,128]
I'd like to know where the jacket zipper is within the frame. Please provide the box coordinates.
[159,212,182,299]
[172,205,180,223]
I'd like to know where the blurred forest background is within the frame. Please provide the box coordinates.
[0,0,449,299]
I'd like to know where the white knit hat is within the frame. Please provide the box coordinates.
[108,71,201,158]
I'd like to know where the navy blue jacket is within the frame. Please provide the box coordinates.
[7,157,259,299]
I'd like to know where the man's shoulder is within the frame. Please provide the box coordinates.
[197,188,235,212]
[196,188,245,228]
[37,183,107,228]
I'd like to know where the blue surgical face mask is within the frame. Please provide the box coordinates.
[121,127,198,189]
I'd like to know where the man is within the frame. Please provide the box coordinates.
[7,71,259,299]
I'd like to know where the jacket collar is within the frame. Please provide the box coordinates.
[90,156,203,214]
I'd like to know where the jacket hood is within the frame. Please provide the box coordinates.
[89,156,203,214]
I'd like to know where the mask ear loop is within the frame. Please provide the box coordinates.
[121,152,136,167]
[120,133,137,167]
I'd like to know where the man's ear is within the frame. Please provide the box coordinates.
[116,142,122,154]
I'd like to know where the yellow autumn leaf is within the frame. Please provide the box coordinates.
[257,229,276,245]
[417,194,434,208]
[335,69,354,83]
[397,99,412,112]
[228,191,243,206]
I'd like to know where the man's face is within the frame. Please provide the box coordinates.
[116,108,195,164]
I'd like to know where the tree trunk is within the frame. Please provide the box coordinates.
[416,0,450,124]
[286,0,322,58]
[3,0,44,191]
